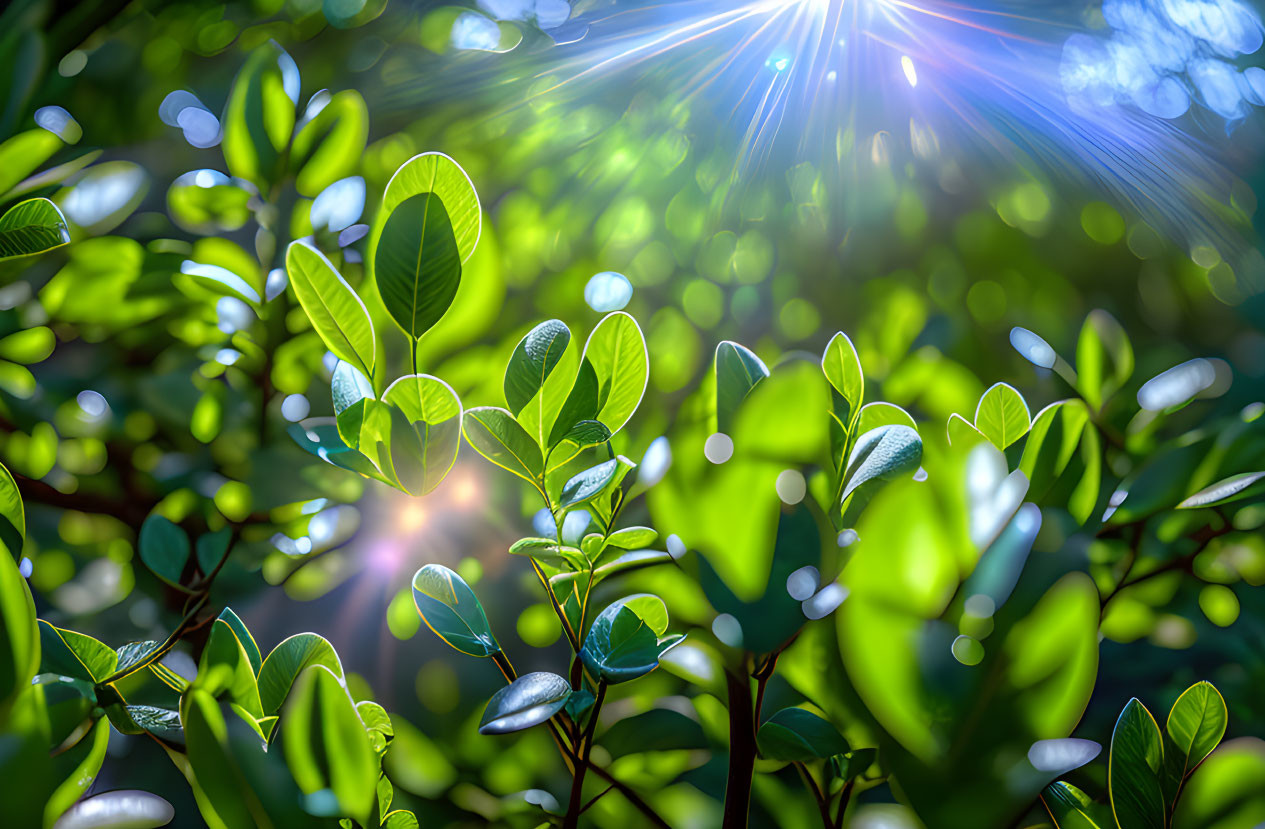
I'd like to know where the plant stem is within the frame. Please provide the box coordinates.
[794,762,832,828]
[723,665,757,829]
[833,779,854,829]
[564,680,606,829]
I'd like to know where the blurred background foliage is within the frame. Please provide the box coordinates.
[2,0,1265,826]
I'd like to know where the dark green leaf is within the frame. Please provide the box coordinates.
[505,320,571,417]
[196,528,233,576]
[1109,698,1166,829]
[757,708,850,762]
[547,358,600,448]
[139,514,190,587]
[600,708,707,758]
[580,595,681,684]
[113,640,163,677]
[412,564,499,657]
[375,152,481,264]
[478,671,571,735]
[375,192,461,341]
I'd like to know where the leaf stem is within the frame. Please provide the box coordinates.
[794,762,832,829]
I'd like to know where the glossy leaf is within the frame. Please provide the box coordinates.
[1109,698,1166,829]
[580,595,682,684]
[505,320,571,417]
[197,619,263,720]
[757,708,850,762]
[0,197,69,260]
[840,425,923,505]
[607,526,657,549]
[286,240,376,378]
[600,708,707,758]
[462,407,543,486]
[38,621,116,683]
[412,564,499,657]
[560,458,619,508]
[478,671,571,735]
[375,192,461,341]
[0,460,25,560]
[1162,681,1227,804]
[1177,471,1265,510]
[974,382,1031,450]
[508,538,587,570]
[1019,399,1101,525]
[0,549,38,714]
[822,331,864,428]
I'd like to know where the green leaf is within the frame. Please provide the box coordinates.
[0,549,38,715]
[1077,309,1133,411]
[290,90,369,197]
[375,152,481,264]
[38,621,116,683]
[1109,698,1166,829]
[288,418,387,481]
[1040,781,1110,829]
[197,619,264,720]
[376,773,394,822]
[550,420,612,467]
[508,538,587,570]
[196,528,233,577]
[854,402,917,435]
[124,705,184,743]
[382,811,420,829]
[1162,681,1227,806]
[283,665,377,826]
[258,632,344,718]
[546,358,599,448]
[375,192,461,341]
[411,564,499,657]
[138,513,191,587]
[946,412,987,448]
[462,407,544,487]
[715,340,769,434]
[478,671,571,735]
[822,331,864,428]
[583,312,649,437]
[113,640,163,677]
[974,382,1031,450]
[600,708,707,758]
[505,320,571,418]
[550,550,676,590]
[382,374,463,496]
[1019,399,1101,525]
[358,700,394,738]
[0,198,69,260]
[607,526,658,549]
[286,240,376,378]
[840,425,923,506]
[757,708,850,762]
[0,460,25,560]
[43,717,111,826]
[0,129,64,196]
[217,608,263,676]
[560,458,620,508]
[580,595,681,684]
[1177,471,1265,510]
[222,42,297,190]
[830,747,877,782]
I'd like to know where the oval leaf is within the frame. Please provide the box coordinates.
[412,564,499,657]
[505,320,571,418]
[375,191,461,341]
[715,340,769,435]
[462,407,543,486]
[1109,697,1166,829]
[582,312,648,437]
[974,382,1031,450]
[478,671,571,735]
[382,374,463,496]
